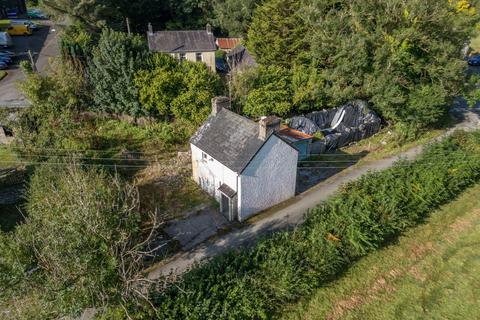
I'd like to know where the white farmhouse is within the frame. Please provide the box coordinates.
[190,97,298,222]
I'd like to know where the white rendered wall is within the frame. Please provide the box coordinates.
[184,51,216,71]
[238,136,298,221]
[191,144,238,202]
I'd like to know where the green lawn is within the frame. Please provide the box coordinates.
[281,184,480,320]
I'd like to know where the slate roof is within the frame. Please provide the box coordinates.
[218,183,237,198]
[226,45,258,70]
[147,30,216,53]
[191,109,274,173]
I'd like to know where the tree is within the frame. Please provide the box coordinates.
[246,0,309,67]
[243,65,293,117]
[88,29,148,117]
[135,53,222,125]
[211,0,262,36]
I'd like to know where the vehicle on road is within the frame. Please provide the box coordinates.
[0,32,13,47]
[0,50,14,57]
[11,20,40,30]
[0,55,12,64]
[27,9,47,20]
[0,61,7,70]
[468,55,480,66]
[6,25,32,36]
[6,9,17,18]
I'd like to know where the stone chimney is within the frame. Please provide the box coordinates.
[147,22,153,35]
[211,96,231,116]
[206,23,212,35]
[258,116,281,140]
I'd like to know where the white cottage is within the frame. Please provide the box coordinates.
[190,97,298,222]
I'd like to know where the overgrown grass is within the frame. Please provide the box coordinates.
[470,32,480,53]
[282,184,480,320]
[0,146,18,168]
[131,130,480,319]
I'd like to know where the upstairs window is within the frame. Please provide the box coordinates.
[195,52,203,62]
[202,152,208,161]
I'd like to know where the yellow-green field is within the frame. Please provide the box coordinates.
[281,184,480,320]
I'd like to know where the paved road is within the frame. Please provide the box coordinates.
[147,105,480,280]
[0,21,60,108]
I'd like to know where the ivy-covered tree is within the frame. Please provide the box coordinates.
[88,29,148,117]
[246,0,309,67]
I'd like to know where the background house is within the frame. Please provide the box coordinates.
[190,97,298,221]
[147,23,217,71]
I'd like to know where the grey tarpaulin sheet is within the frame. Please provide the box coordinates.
[288,100,382,151]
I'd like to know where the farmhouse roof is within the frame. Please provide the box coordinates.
[147,30,216,53]
[190,108,277,173]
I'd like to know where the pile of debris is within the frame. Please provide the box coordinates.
[288,100,382,152]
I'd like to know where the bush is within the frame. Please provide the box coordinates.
[0,164,148,317]
[148,130,480,319]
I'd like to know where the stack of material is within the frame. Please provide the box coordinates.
[288,100,382,152]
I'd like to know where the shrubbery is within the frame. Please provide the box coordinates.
[147,130,480,319]
[0,164,150,318]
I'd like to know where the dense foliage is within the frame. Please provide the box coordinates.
[211,0,262,36]
[144,130,480,319]
[88,29,148,117]
[0,165,146,318]
[239,0,480,131]
[135,53,222,125]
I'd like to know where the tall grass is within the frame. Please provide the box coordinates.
[147,130,480,319]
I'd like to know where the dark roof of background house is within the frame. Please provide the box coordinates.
[191,109,278,173]
[147,30,216,53]
[225,45,257,70]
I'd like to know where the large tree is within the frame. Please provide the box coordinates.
[246,0,309,67]
[211,0,262,36]
[88,29,148,117]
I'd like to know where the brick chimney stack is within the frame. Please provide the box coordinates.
[211,96,231,116]
[206,23,212,35]
[259,116,281,140]
[147,22,153,35]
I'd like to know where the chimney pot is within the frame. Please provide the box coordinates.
[206,23,212,35]
[259,116,281,140]
[212,96,230,116]
[147,23,153,35]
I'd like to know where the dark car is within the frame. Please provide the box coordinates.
[0,55,12,64]
[468,55,480,66]
[0,61,7,70]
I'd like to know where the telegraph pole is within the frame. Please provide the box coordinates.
[126,17,131,36]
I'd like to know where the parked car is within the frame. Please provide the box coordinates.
[0,55,12,64]
[6,9,18,18]
[0,32,13,48]
[6,25,32,36]
[27,9,47,19]
[468,55,480,66]
[0,50,14,57]
[0,61,8,70]
[11,20,40,30]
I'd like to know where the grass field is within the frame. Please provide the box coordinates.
[0,146,17,168]
[281,184,480,320]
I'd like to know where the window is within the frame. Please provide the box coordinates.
[195,52,203,62]
[202,152,208,161]
[179,53,186,61]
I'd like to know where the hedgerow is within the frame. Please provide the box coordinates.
[147,130,480,319]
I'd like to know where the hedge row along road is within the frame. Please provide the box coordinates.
[147,103,480,280]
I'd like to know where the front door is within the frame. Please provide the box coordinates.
[221,194,230,219]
